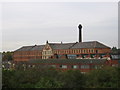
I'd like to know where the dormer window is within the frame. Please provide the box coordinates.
[96,50,98,53]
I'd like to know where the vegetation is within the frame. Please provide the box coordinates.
[2,51,13,61]
[2,66,119,88]
[111,47,120,54]
[85,66,119,88]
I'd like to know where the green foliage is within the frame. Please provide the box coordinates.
[35,77,63,88]
[2,69,15,88]
[111,47,120,54]
[2,51,13,61]
[85,66,118,88]
[117,67,120,88]
[59,70,85,88]
[2,66,119,88]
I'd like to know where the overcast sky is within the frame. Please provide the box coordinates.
[1,2,118,52]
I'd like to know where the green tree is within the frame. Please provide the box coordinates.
[9,68,42,88]
[59,70,85,88]
[85,66,118,88]
[2,51,13,61]
[35,77,63,88]
[2,67,63,88]
[2,69,15,88]
[117,67,120,88]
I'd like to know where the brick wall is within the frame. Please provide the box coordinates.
[13,48,111,61]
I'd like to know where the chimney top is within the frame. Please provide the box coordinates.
[78,24,82,29]
[46,40,48,44]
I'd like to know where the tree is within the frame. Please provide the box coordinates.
[117,67,120,88]
[2,67,63,88]
[2,69,15,88]
[35,77,63,88]
[111,47,118,54]
[2,65,119,88]
[59,70,85,88]
[2,51,13,61]
[85,66,118,88]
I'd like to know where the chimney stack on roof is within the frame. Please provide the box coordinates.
[78,24,82,42]
[46,40,48,44]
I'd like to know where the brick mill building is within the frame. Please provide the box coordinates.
[13,41,111,61]
[11,24,118,73]
[13,24,111,61]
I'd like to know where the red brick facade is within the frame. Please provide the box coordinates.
[13,41,111,61]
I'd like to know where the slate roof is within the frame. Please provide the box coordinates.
[28,59,107,64]
[14,41,110,52]
[15,45,45,51]
[30,45,44,51]
[71,41,110,49]
[49,43,76,49]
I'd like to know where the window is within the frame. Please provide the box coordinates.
[28,65,32,68]
[91,65,100,69]
[66,50,68,54]
[84,50,86,53]
[96,50,98,53]
[86,49,88,53]
[64,50,66,54]
[80,50,81,53]
[80,65,90,69]
[74,50,76,53]
[70,50,72,53]
[72,50,75,53]
[72,65,79,69]
[82,50,84,53]
[67,54,77,59]
[32,65,35,68]
[89,49,91,53]
[60,65,67,68]
[58,51,60,54]
[92,49,94,53]
[75,50,77,53]
[51,65,56,68]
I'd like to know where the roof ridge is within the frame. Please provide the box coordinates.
[82,41,97,43]
[49,42,76,45]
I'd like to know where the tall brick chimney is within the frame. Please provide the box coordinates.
[78,24,82,42]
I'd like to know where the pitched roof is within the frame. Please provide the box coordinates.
[71,41,111,49]
[15,45,45,51]
[30,45,44,51]
[14,41,110,52]
[49,43,76,49]
[15,46,33,51]
[48,41,110,50]
[28,59,107,64]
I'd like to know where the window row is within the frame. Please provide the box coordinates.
[28,65,101,69]
[27,64,101,69]
[54,49,96,54]
[42,56,52,59]
[58,65,101,69]
[42,51,52,55]
[59,65,90,69]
